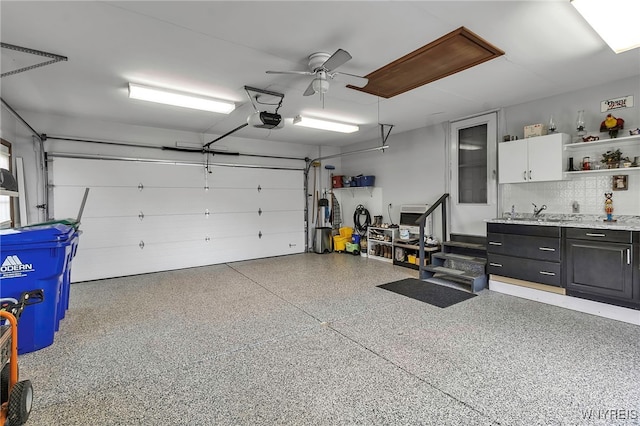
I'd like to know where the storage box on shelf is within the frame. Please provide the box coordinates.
[367,227,396,263]
[393,241,439,270]
[332,174,376,197]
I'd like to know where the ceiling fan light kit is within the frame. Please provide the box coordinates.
[293,115,359,133]
[571,0,640,53]
[128,83,236,114]
[311,77,330,94]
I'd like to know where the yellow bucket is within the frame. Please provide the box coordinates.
[339,227,353,239]
[333,235,348,251]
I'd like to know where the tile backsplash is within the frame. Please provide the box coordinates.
[501,173,640,217]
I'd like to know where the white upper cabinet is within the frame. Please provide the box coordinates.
[498,133,569,183]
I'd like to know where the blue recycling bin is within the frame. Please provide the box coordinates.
[0,223,75,354]
[22,219,81,330]
[57,229,81,329]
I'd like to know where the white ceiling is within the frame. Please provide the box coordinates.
[1,1,639,148]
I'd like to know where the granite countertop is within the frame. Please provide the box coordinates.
[486,214,640,231]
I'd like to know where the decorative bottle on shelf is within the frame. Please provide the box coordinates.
[575,110,586,142]
[548,114,557,133]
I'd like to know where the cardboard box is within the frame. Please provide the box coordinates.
[524,123,547,138]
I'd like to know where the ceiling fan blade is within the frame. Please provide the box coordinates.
[322,48,352,72]
[266,70,314,76]
[303,80,316,96]
[332,72,368,88]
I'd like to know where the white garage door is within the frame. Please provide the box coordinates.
[50,157,304,282]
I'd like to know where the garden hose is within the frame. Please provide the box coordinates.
[353,205,371,236]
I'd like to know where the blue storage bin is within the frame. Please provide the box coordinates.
[361,175,375,186]
[0,224,75,354]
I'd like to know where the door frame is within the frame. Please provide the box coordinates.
[446,110,499,237]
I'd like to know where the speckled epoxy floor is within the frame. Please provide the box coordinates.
[17,253,640,425]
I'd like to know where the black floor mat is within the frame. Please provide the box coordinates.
[377,278,476,308]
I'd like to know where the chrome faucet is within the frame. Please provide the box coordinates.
[532,203,547,217]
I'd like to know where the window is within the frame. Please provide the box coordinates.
[457,124,488,204]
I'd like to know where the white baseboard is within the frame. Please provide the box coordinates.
[489,279,640,326]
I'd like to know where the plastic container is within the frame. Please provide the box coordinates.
[361,175,375,187]
[351,234,361,244]
[0,224,75,354]
[24,220,82,331]
[58,230,81,329]
[339,227,353,240]
[332,235,348,251]
[331,175,343,188]
[345,242,360,253]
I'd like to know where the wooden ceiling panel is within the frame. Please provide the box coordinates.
[351,27,504,98]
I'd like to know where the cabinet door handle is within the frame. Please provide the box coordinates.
[488,241,502,246]
[627,248,631,265]
[489,262,503,267]
[539,247,555,252]
[528,170,532,180]
[539,271,556,276]
[585,233,606,237]
[523,171,527,181]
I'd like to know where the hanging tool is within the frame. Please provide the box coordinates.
[324,165,335,224]
[311,161,320,224]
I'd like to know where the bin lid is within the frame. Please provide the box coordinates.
[21,218,80,230]
[0,223,75,245]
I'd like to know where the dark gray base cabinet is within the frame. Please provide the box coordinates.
[564,228,639,310]
[486,223,562,287]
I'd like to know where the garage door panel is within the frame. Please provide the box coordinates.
[52,158,305,281]
[52,158,208,188]
[208,167,302,190]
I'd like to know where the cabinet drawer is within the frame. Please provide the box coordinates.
[487,223,560,238]
[487,233,560,262]
[487,254,562,287]
[565,227,633,244]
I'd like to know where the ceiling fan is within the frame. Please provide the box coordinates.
[266,48,368,96]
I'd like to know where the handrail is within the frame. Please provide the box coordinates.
[414,193,449,225]
[415,193,449,277]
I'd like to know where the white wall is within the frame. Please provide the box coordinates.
[339,75,640,240]
[339,124,447,240]
[501,75,640,217]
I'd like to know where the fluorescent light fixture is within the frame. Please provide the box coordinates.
[571,0,640,53]
[128,83,235,114]
[293,115,359,133]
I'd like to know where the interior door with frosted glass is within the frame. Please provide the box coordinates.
[449,112,498,237]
